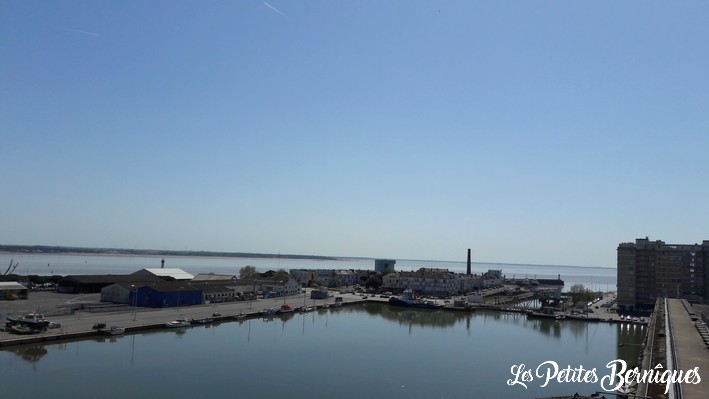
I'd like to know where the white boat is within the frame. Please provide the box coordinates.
[260,308,276,316]
[101,326,125,336]
[165,317,190,328]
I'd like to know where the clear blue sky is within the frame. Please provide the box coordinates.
[2,1,708,268]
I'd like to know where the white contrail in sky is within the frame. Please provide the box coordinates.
[263,2,291,21]
[63,28,100,36]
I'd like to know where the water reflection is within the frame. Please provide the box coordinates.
[277,312,295,323]
[616,322,645,368]
[0,301,644,399]
[89,336,121,344]
[361,303,471,330]
[5,345,48,364]
[525,318,563,338]
[358,303,621,342]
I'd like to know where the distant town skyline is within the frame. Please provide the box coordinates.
[2,2,708,268]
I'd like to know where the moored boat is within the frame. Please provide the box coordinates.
[165,317,190,328]
[260,308,276,316]
[277,304,294,314]
[6,313,50,329]
[101,326,125,336]
[5,323,41,335]
[190,317,214,325]
[388,290,443,309]
[527,311,557,319]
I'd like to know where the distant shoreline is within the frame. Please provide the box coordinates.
[0,245,615,270]
[0,245,339,261]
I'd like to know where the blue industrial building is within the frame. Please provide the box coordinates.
[130,282,203,308]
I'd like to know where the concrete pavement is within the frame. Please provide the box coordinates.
[1,291,369,346]
[667,298,709,399]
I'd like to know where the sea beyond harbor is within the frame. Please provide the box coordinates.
[0,252,616,291]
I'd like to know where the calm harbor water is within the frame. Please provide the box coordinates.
[1,304,644,399]
[0,253,616,291]
[1,253,627,397]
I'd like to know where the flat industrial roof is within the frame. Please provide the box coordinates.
[139,268,194,280]
[0,282,27,290]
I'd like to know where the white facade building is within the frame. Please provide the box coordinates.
[382,268,458,296]
[262,278,300,296]
[383,269,492,296]
[290,269,359,287]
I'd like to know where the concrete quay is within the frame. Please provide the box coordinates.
[665,298,709,399]
[0,289,663,348]
[0,291,367,347]
[631,298,709,399]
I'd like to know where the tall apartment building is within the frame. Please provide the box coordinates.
[617,237,709,312]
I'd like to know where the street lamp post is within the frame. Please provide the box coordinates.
[249,281,254,309]
[131,285,137,321]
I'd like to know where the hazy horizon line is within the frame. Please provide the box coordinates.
[0,244,616,270]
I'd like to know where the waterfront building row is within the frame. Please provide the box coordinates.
[47,267,302,308]
[56,268,192,293]
[100,277,301,307]
[289,269,375,287]
[381,268,503,296]
[617,237,709,312]
[289,267,504,296]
